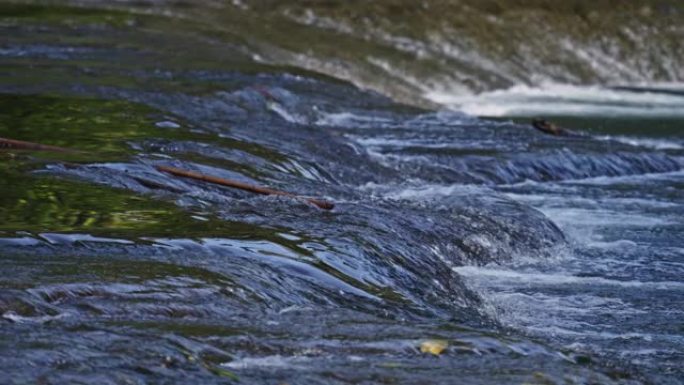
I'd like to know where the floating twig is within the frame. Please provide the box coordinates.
[0,135,334,210]
[531,119,586,138]
[0,137,77,152]
[531,119,565,136]
[156,165,335,210]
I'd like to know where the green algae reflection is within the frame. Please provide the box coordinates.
[0,93,177,160]
[0,93,282,241]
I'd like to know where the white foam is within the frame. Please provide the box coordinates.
[155,120,181,129]
[426,83,684,117]
[2,311,68,324]
[522,325,666,341]
[504,193,680,210]
[38,233,134,245]
[597,135,684,150]
[315,112,392,127]
[267,101,307,124]
[272,159,326,181]
[490,292,644,316]
[391,184,488,201]
[353,137,454,149]
[453,266,684,290]
[563,169,684,186]
[221,355,310,370]
[500,170,684,188]
[538,208,674,228]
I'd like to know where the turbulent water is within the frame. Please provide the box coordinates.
[1,1,683,384]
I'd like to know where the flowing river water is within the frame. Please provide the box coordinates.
[1,2,683,384]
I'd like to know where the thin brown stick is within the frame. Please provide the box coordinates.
[0,135,334,210]
[0,137,76,152]
[156,165,335,210]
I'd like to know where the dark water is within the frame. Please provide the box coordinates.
[1,2,683,384]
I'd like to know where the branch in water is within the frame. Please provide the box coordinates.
[156,165,335,210]
[0,137,77,152]
[0,136,334,210]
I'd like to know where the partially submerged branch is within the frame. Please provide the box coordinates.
[531,119,584,137]
[531,119,565,136]
[0,135,335,210]
[156,165,335,210]
[0,137,77,153]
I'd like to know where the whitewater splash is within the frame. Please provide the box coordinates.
[427,83,684,118]
[426,82,684,154]
[4,1,679,107]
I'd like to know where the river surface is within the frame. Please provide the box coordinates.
[1,2,683,384]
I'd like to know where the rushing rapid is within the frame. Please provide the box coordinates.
[1,2,682,384]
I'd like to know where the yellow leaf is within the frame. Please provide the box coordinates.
[420,339,448,356]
